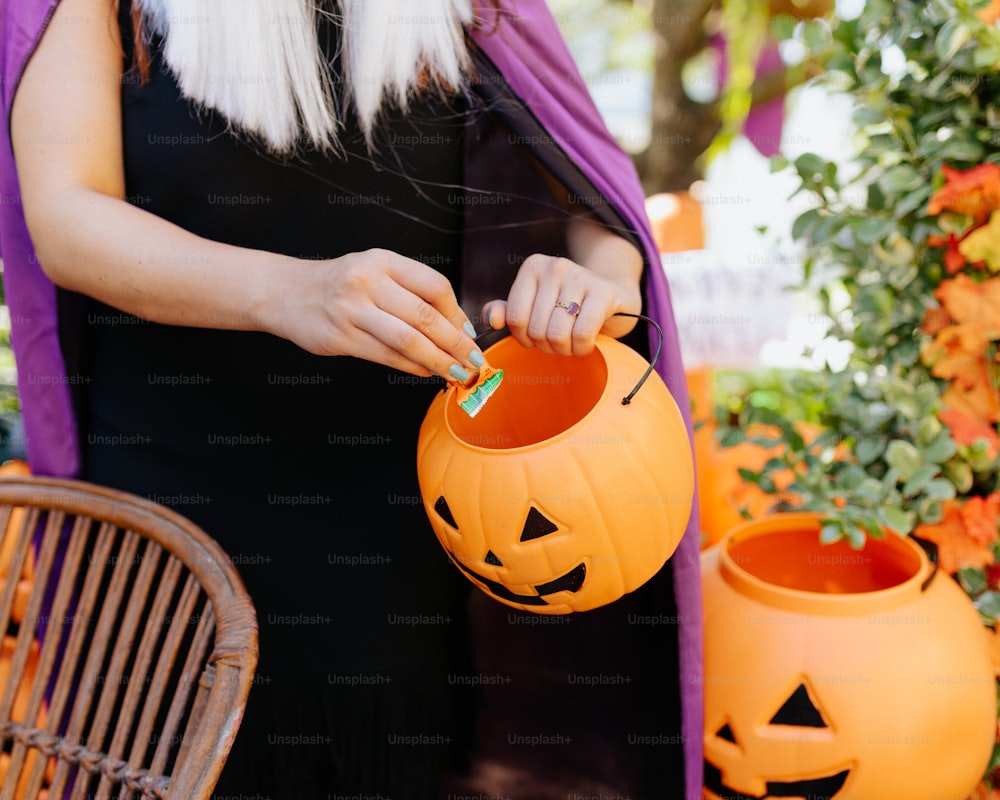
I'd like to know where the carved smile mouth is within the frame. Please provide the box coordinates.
[453,560,587,605]
[704,761,850,800]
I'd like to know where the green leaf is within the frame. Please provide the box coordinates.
[923,435,958,463]
[958,567,988,597]
[893,186,932,218]
[879,505,913,535]
[820,521,843,544]
[862,512,886,538]
[812,213,842,244]
[792,208,821,240]
[854,107,887,126]
[974,43,1000,69]
[936,137,985,162]
[935,18,974,61]
[856,435,887,465]
[855,216,896,244]
[795,153,827,180]
[854,477,885,502]
[885,440,923,481]
[801,18,832,50]
[919,499,944,524]
[771,14,797,41]
[880,164,924,193]
[902,463,939,496]
[922,478,957,500]
[974,591,1000,626]
[987,739,1000,775]
[943,459,975,493]
[917,415,943,444]
[845,522,868,549]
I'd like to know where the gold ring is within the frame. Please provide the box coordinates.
[555,300,581,317]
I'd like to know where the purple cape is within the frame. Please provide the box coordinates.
[0,2,703,794]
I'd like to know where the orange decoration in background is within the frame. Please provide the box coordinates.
[688,367,788,548]
[0,460,54,797]
[645,191,706,253]
[688,367,847,547]
[0,460,34,623]
[927,164,1000,222]
[703,514,996,800]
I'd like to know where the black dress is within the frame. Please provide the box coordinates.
[79,6,476,798]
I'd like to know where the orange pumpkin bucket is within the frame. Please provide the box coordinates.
[417,325,694,614]
[702,512,995,800]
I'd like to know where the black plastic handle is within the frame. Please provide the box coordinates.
[613,312,664,406]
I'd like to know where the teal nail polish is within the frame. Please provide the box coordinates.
[449,363,471,383]
[487,312,493,327]
[470,350,485,368]
[463,321,477,338]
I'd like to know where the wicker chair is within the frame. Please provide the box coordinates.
[0,474,258,799]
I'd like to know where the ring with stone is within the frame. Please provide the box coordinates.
[555,299,582,317]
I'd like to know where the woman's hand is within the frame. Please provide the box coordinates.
[481,213,644,355]
[271,249,483,380]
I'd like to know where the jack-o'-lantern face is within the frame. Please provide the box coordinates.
[704,679,851,800]
[417,334,694,615]
[701,515,998,800]
[433,496,587,607]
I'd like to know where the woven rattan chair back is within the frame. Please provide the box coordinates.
[0,475,258,800]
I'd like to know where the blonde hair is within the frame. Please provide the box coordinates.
[134,0,476,152]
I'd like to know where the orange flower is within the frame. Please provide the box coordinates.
[961,211,1000,271]
[922,324,998,424]
[940,407,1000,460]
[980,0,1000,26]
[920,305,954,336]
[922,275,1000,424]
[927,164,1000,222]
[916,499,997,573]
[927,231,971,274]
[940,367,1000,425]
[961,493,1000,546]
[935,273,1000,330]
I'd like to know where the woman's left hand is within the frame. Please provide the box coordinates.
[481,253,642,356]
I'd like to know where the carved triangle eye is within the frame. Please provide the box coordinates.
[519,507,559,542]
[434,496,458,529]
[716,723,737,743]
[769,683,828,728]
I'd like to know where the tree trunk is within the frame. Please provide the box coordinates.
[641,0,720,193]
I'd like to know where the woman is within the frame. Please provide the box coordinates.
[0,0,703,797]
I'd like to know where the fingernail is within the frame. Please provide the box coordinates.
[463,321,477,338]
[469,350,485,368]
[449,363,471,383]
[487,312,493,327]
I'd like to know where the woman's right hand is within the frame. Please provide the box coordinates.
[271,248,484,381]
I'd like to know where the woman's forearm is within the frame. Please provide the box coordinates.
[27,186,292,333]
